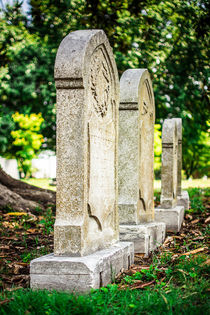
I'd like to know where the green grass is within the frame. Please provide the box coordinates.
[1,256,209,315]
[22,178,56,191]
[154,178,210,191]
[1,184,208,314]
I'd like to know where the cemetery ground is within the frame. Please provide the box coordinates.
[0,183,209,314]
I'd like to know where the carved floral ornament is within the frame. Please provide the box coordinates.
[89,46,113,119]
[140,79,154,121]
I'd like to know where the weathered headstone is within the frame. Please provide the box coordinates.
[118,69,165,255]
[30,30,134,292]
[160,118,178,208]
[155,119,184,232]
[174,118,190,210]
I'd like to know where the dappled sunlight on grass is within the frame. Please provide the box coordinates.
[23,178,210,193]
[154,179,210,191]
[21,178,56,191]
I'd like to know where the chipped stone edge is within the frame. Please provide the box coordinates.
[119,222,166,257]
[177,190,190,210]
[155,206,184,232]
[30,242,134,292]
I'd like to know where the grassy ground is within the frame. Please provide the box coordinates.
[154,178,210,191]
[23,178,210,192]
[22,178,56,191]
[0,186,209,314]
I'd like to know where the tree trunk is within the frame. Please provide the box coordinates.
[0,168,55,212]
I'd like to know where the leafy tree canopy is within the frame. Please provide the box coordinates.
[0,0,209,177]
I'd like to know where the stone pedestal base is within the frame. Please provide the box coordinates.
[30,242,134,292]
[177,190,190,210]
[119,222,166,256]
[155,206,184,232]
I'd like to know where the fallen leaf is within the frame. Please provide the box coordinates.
[202,259,210,266]
[27,212,38,222]
[172,236,183,240]
[135,253,145,257]
[5,286,23,292]
[131,279,155,290]
[0,245,10,250]
[14,262,28,266]
[163,236,173,246]
[191,219,199,224]
[205,217,210,224]
[26,228,37,233]
[182,247,206,256]
[185,214,193,220]
[6,212,27,216]
[14,264,24,275]
[132,265,150,270]
[0,298,14,305]
[193,237,204,241]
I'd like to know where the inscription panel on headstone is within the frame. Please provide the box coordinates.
[138,79,154,220]
[88,121,115,230]
[87,44,116,233]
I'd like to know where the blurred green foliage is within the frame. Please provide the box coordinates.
[154,124,162,179]
[9,112,44,178]
[0,0,209,178]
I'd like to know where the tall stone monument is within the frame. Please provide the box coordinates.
[118,69,165,256]
[30,30,133,292]
[155,119,184,232]
[174,118,190,210]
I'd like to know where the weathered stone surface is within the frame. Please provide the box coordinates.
[118,69,165,254]
[177,190,190,210]
[160,119,178,208]
[120,222,165,256]
[155,119,184,232]
[118,69,155,224]
[173,118,190,210]
[30,30,135,292]
[173,118,182,196]
[30,242,134,292]
[54,30,119,257]
[155,206,184,232]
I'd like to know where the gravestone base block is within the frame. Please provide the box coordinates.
[119,222,166,257]
[30,242,134,292]
[177,190,190,210]
[155,205,184,232]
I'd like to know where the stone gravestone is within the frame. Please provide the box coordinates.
[30,30,134,292]
[174,118,190,210]
[155,119,184,232]
[118,69,165,256]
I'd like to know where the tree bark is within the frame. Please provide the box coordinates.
[0,168,55,212]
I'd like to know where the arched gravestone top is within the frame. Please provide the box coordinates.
[120,69,155,115]
[162,118,177,144]
[54,29,118,90]
[118,69,155,224]
[173,118,182,141]
[161,119,178,208]
[54,30,119,257]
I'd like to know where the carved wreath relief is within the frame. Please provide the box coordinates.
[141,80,153,120]
[90,47,111,118]
[87,45,116,232]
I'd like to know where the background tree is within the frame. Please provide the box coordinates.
[0,0,209,178]
[0,2,56,151]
